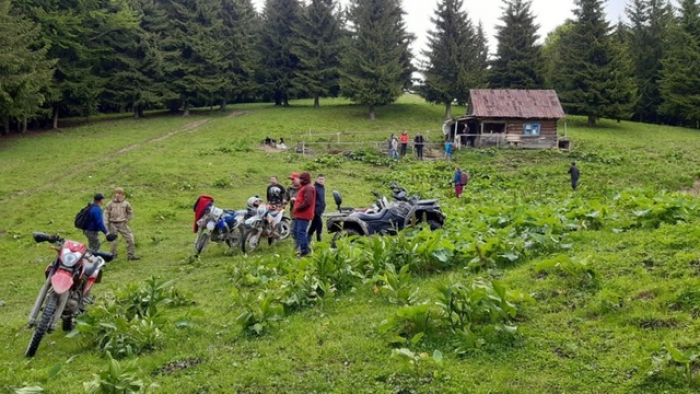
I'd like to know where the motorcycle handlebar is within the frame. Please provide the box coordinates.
[32,232,62,244]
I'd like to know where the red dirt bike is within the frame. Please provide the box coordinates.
[25,232,116,357]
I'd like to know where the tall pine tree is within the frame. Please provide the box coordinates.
[605,21,637,122]
[340,0,413,120]
[625,0,673,123]
[659,0,700,127]
[552,0,617,126]
[218,0,258,111]
[293,0,344,107]
[490,0,544,89]
[258,0,302,106]
[0,0,55,133]
[420,0,479,118]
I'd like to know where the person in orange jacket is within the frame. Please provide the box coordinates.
[292,172,316,257]
[400,130,409,157]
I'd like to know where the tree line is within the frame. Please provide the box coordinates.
[1,0,699,134]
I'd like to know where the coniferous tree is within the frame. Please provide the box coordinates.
[218,0,258,111]
[542,21,574,89]
[659,0,700,127]
[552,0,617,126]
[0,0,55,133]
[420,0,480,118]
[13,0,136,127]
[473,22,490,87]
[490,0,544,89]
[625,0,673,123]
[258,0,302,106]
[606,21,637,122]
[340,0,412,120]
[293,0,344,107]
[161,0,226,115]
[102,0,178,117]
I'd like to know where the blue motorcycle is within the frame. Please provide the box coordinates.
[194,204,246,255]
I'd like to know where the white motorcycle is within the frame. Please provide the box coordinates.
[241,202,291,253]
[194,204,246,255]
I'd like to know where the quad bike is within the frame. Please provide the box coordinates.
[25,232,116,357]
[327,185,446,246]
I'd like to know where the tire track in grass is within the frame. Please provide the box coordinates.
[1,118,212,203]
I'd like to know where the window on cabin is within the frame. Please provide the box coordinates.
[523,122,541,136]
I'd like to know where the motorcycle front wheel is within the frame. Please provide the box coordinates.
[242,228,261,254]
[194,231,210,255]
[330,228,360,248]
[276,218,291,241]
[25,290,58,357]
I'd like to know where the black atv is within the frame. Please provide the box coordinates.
[326,186,445,246]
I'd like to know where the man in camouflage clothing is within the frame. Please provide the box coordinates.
[104,187,140,260]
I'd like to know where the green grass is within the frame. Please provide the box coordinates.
[1,96,700,393]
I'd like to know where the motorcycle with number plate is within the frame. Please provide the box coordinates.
[241,202,291,253]
[25,232,116,357]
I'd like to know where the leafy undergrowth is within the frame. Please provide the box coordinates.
[2,102,700,393]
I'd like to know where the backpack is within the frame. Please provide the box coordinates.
[459,171,469,185]
[74,203,92,230]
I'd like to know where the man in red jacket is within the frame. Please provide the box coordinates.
[292,172,316,257]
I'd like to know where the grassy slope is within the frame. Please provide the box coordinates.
[0,95,699,393]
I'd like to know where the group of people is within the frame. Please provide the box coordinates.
[81,188,140,261]
[265,172,326,257]
[387,131,426,160]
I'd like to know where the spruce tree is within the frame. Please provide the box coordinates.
[161,0,226,115]
[12,0,136,127]
[293,0,344,107]
[420,0,478,118]
[605,22,637,122]
[659,1,700,127]
[490,0,544,89]
[552,0,617,126]
[258,0,303,106]
[0,0,55,133]
[340,0,413,120]
[218,0,258,111]
[625,0,673,123]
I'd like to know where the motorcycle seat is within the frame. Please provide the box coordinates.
[416,199,439,205]
[354,210,391,221]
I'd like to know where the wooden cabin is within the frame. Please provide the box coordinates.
[443,89,569,150]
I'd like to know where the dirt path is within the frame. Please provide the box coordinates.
[682,179,700,197]
[1,118,213,203]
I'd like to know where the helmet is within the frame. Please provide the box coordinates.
[246,196,262,210]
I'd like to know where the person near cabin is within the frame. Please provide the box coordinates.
[292,172,316,257]
[568,161,580,191]
[387,134,399,159]
[267,176,286,207]
[414,132,425,160]
[84,193,110,251]
[104,187,140,261]
[307,174,326,243]
[400,130,409,157]
[445,139,454,160]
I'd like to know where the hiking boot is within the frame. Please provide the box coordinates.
[127,255,141,261]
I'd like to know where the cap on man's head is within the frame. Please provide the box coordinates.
[289,172,300,180]
[94,193,105,201]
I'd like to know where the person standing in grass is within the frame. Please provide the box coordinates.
[266,176,286,206]
[284,173,300,244]
[307,174,326,243]
[84,193,110,251]
[400,130,409,157]
[453,167,467,198]
[104,187,140,260]
[414,132,425,160]
[292,172,316,257]
[568,161,580,191]
[388,134,399,159]
[445,139,454,160]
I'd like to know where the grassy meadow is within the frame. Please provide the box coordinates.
[1,95,700,393]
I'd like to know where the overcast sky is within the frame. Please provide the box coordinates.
[252,0,634,56]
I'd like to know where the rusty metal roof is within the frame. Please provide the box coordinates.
[468,89,565,119]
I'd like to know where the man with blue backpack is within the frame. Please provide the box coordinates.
[75,193,112,251]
